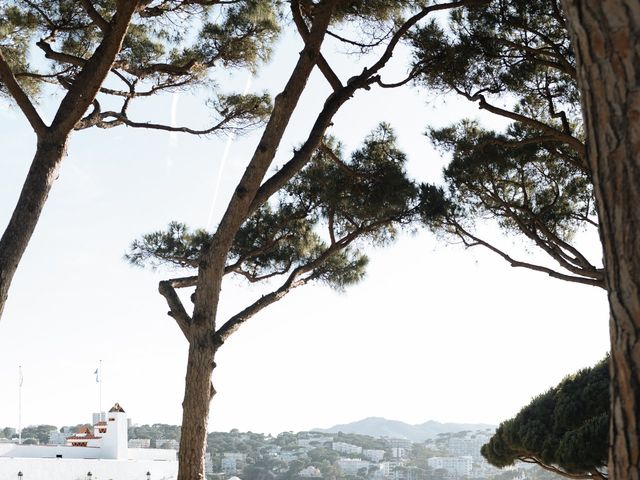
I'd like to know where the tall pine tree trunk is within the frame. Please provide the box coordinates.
[561,2,640,478]
[0,136,68,317]
[178,339,217,480]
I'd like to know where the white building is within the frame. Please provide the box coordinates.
[337,458,370,475]
[221,452,247,474]
[332,442,363,455]
[0,403,178,480]
[447,434,490,459]
[427,456,473,476]
[391,447,408,459]
[363,449,386,462]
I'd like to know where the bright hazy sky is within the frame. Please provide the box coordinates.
[0,19,609,435]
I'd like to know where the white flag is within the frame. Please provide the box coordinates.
[94,368,100,383]
[18,366,23,387]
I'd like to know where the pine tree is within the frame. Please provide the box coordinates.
[0,0,278,318]
[124,2,490,477]
[482,357,608,480]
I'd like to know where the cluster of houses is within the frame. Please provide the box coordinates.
[208,431,504,480]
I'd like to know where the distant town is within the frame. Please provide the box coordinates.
[0,418,564,480]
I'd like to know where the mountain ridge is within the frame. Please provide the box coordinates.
[313,417,496,442]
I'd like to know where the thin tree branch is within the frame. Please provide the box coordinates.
[518,457,605,479]
[158,279,193,339]
[0,49,47,136]
[451,220,604,288]
[250,1,486,214]
[212,229,362,346]
[79,0,110,31]
[460,88,586,158]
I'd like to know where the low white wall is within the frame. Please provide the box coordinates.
[0,458,178,480]
[1,444,102,459]
[128,448,177,461]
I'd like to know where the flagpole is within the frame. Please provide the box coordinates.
[18,365,22,445]
[99,359,102,417]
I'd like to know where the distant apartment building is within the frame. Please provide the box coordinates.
[221,457,238,474]
[380,461,399,478]
[363,449,386,462]
[221,451,246,474]
[332,442,363,455]
[427,456,473,477]
[387,438,412,449]
[391,447,408,459]
[128,438,151,448]
[337,458,370,475]
[447,435,490,459]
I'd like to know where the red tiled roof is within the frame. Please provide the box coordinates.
[67,426,101,440]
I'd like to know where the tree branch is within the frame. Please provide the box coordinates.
[291,0,342,91]
[518,457,606,479]
[75,109,258,135]
[212,229,363,346]
[158,279,193,339]
[460,89,586,158]
[0,49,47,136]
[451,220,604,288]
[79,0,110,31]
[249,1,484,214]
[50,1,140,136]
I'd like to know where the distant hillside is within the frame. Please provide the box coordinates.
[313,417,495,442]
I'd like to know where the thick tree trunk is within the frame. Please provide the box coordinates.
[561,2,640,479]
[0,136,68,317]
[178,340,216,480]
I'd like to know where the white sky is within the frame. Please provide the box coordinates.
[0,20,609,435]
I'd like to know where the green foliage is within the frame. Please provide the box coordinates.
[19,424,57,445]
[0,6,38,96]
[481,357,608,477]
[129,423,181,447]
[411,0,600,285]
[412,0,578,124]
[126,221,211,269]
[420,120,592,240]
[332,0,417,23]
[127,125,419,292]
[331,432,387,450]
[0,0,280,131]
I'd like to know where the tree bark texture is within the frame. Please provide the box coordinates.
[178,341,216,480]
[176,4,340,479]
[0,137,68,318]
[561,2,640,479]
